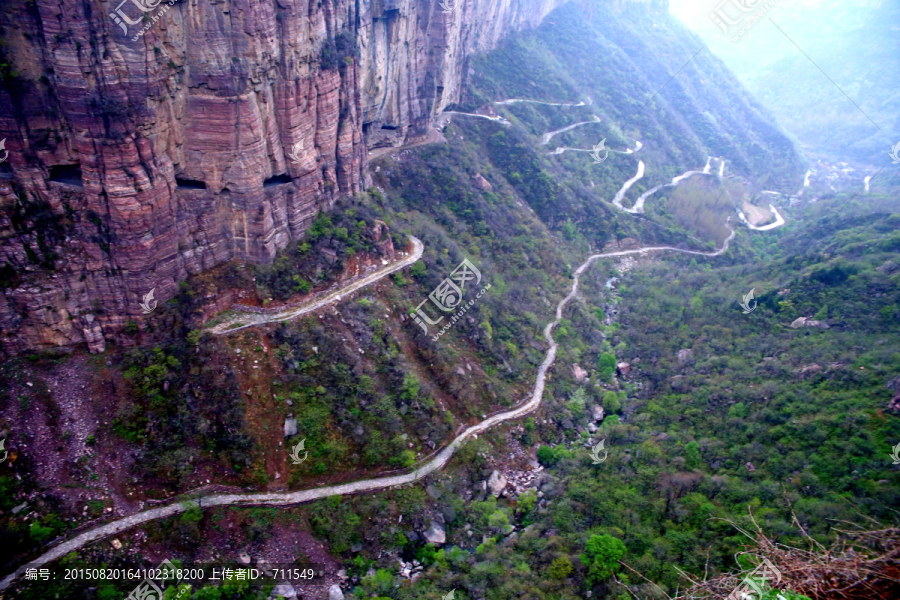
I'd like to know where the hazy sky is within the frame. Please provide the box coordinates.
[666,0,825,76]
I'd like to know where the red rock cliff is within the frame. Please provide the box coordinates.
[0,0,564,354]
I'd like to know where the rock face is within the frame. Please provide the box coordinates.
[0,0,566,355]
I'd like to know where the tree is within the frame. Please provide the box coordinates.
[814,304,828,320]
[581,534,626,584]
[598,352,616,381]
[537,445,557,466]
[568,387,587,415]
[400,373,420,402]
[602,390,621,414]
[548,556,574,579]
[684,440,701,470]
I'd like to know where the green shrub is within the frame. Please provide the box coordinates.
[537,445,556,466]
[548,556,574,579]
[581,534,626,584]
[598,352,616,381]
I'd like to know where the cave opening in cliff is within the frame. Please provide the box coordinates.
[176,178,207,190]
[49,165,83,187]
[263,174,292,188]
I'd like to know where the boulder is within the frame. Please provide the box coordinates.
[590,405,605,422]
[790,317,809,328]
[488,470,508,497]
[271,582,298,599]
[283,417,298,437]
[328,584,345,600]
[616,362,630,376]
[571,363,588,383]
[677,349,693,364]
[798,364,822,378]
[422,520,446,545]
[876,260,897,274]
[888,376,900,412]
[472,173,493,191]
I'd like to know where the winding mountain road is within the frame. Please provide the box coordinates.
[540,116,602,145]
[0,226,738,591]
[610,156,738,215]
[442,111,511,126]
[493,97,591,107]
[207,237,425,335]
[737,205,785,231]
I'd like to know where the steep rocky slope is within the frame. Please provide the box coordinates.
[0,0,565,354]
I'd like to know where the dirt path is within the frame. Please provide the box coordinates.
[207,237,424,335]
[368,128,445,160]
[0,227,739,591]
